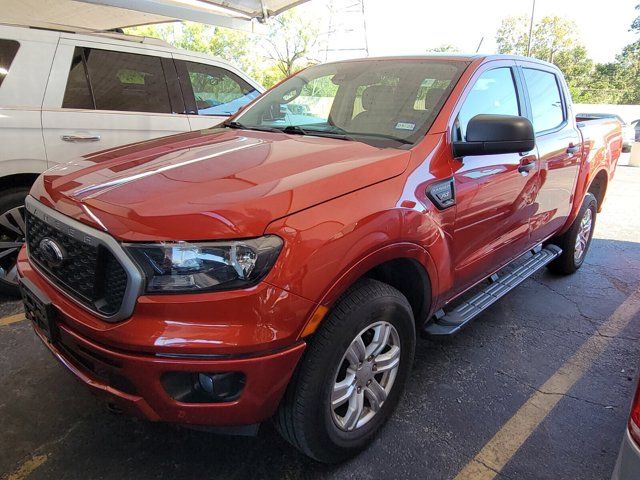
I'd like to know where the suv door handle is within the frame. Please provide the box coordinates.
[61,134,101,143]
[566,144,580,154]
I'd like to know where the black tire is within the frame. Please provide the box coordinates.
[0,187,30,296]
[547,192,597,275]
[275,278,416,463]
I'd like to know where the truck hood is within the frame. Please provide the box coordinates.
[34,129,411,241]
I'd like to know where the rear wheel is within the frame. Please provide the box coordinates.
[547,193,597,275]
[275,279,416,463]
[0,187,29,296]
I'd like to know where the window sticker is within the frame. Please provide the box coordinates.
[395,121,416,131]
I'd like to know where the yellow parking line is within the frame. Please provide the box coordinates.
[454,286,640,480]
[0,313,26,327]
[4,454,48,480]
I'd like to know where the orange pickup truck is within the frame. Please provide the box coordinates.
[17,55,621,462]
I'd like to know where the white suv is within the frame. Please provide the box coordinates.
[0,24,263,294]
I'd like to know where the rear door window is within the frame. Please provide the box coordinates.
[0,39,20,87]
[184,61,259,116]
[457,67,520,140]
[63,47,173,113]
[523,68,564,133]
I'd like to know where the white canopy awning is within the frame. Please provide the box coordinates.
[1,0,309,33]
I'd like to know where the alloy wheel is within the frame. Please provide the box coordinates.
[0,205,26,288]
[574,208,593,263]
[330,321,401,432]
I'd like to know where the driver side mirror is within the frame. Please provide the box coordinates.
[453,114,535,157]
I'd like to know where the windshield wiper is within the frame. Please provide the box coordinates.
[362,133,413,145]
[323,126,413,145]
[280,125,308,135]
[279,125,355,141]
[222,120,281,133]
[222,120,245,129]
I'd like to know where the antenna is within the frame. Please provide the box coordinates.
[526,0,536,56]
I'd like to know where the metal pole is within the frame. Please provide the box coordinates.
[526,0,536,56]
[361,0,369,56]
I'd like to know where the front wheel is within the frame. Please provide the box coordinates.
[275,279,416,463]
[547,192,597,275]
[0,187,29,296]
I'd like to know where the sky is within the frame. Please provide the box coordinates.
[302,0,639,63]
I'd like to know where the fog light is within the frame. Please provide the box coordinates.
[161,371,245,403]
[197,372,244,401]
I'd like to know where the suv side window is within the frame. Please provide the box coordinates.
[184,61,259,116]
[0,39,20,88]
[456,67,520,141]
[63,47,172,113]
[523,68,564,133]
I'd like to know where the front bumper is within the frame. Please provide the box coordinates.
[18,249,312,427]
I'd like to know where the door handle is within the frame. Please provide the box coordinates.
[518,161,536,173]
[566,144,580,154]
[61,134,101,143]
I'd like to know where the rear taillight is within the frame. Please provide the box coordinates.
[629,378,640,446]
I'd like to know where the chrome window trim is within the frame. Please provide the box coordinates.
[25,195,144,322]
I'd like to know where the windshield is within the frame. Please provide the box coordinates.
[234,59,467,147]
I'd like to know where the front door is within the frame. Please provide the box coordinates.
[450,64,540,293]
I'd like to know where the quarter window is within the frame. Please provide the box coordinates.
[62,48,93,109]
[523,68,564,133]
[0,39,20,88]
[185,61,259,116]
[63,47,172,113]
[457,67,520,140]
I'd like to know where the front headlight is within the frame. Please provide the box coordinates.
[124,236,283,293]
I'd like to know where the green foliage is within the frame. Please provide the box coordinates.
[495,15,530,55]
[426,44,460,53]
[126,13,317,89]
[264,11,319,78]
[496,11,640,105]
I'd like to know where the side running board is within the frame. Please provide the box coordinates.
[422,244,562,336]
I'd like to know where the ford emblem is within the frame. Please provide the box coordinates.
[39,237,66,267]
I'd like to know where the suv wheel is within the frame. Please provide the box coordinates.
[548,192,597,275]
[275,279,416,463]
[0,187,29,296]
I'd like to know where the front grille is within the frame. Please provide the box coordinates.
[26,211,128,316]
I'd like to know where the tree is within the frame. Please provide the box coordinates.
[632,3,640,33]
[495,15,593,101]
[263,11,319,78]
[496,15,580,61]
[426,44,460,53]
[127,22,254,73]
[495,15,530,55]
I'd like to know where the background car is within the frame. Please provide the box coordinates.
[632,119,640,142]
[0,23,263,295]
[612,376,640,479]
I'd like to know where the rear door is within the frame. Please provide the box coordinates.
[42,41,190,164]
[518,63,581,244]
[450,61,540,292]
[172,54,261,131]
